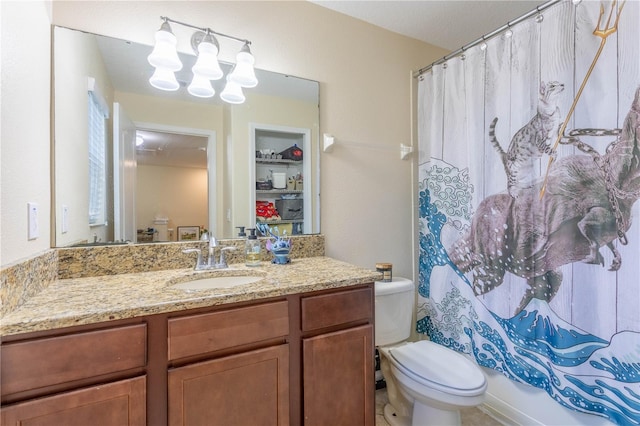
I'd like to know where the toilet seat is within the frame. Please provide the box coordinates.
[388,341,486,397]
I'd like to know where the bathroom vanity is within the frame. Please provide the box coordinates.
[0,257,378,425]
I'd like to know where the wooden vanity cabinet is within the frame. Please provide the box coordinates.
[166,301,290,426]
[1,376,146,426]
[168,344,289,426]
[1,283,374,426]
[0,322,147,426]
[301,286,375,426]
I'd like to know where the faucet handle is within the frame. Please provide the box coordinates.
[182,248,203,269]
[217,246,236,268]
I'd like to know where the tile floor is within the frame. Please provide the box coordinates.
[375,388,503,426]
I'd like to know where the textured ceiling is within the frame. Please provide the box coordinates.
[311,0,548,51]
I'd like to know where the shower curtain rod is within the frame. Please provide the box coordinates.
[413,0,561,78]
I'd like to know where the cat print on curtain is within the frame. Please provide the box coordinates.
[416,1,639,424]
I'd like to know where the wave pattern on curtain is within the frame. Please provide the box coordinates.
[416,1,639,423]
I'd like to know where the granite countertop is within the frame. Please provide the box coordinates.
[0,257,380,337]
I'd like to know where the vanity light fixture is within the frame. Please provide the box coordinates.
[220,76,246,104]
[147,16,257,103]
[149,66,180,91]
[148,19,182,71]
[227,43,258,88]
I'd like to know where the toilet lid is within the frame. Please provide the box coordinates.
[389,340,486,393]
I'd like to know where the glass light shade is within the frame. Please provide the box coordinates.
[147,22,182,71]
[220,78,245,104]
[188,74,215,98]
[192,35,223,80]
[228,43,258,88]
[149,67,180,91]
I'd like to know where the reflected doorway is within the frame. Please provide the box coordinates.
[134,126,215,242]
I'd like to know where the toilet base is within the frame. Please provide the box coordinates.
[384,403,411,426]
[384,401,462,426]
[412,401,461,426]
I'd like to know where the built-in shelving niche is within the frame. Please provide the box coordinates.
[250,124,312,235]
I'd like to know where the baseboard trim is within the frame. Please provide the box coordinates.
[482,391,544,426]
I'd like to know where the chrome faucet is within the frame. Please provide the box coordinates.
[182,236,236,270]
[207,236,218,267]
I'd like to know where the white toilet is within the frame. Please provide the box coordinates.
[375,277,487,426]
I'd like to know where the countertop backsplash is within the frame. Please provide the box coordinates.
[0,250,58,317]
[1,234,325,317]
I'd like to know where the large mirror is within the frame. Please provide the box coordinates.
[53,26,320,246]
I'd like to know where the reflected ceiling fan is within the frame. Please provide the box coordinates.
[135,130,208,168]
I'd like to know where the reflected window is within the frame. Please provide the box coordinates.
[88,91,108,225]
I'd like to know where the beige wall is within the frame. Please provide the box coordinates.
[49,0,444,280]
[0,1,52,265]
[136,164,208,240]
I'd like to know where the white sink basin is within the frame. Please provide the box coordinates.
[171,276,263,290]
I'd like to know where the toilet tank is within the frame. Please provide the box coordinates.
[374,278,414,346]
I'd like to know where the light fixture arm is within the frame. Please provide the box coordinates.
[160,16,251,46]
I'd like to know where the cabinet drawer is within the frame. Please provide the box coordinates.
[301,287,373,332]
[1,324,147,397]
[168,300,289,361]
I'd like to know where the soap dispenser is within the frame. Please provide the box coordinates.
[245,228,261,267]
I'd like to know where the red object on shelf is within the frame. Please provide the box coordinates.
[256,201,280,220]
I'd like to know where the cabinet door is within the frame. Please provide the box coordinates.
[303,325,374,426]
[168,344,289,426]
[0,376,146,426]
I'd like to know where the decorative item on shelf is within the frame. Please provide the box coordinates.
[256,223,291,265]
[287,177,296,190]
[272,172,286,189]
[177,226,200,241]
[275,199,303,220]
[147,16,258,104]
[256,201,281,221]
[256,180,272,190]
[258,149,274,159]
[279,144,303,161]
[137,228,156,243]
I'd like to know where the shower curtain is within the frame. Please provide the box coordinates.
[416,1,639,423]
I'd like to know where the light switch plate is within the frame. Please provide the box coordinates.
[62,205,69,233]
[28,202,39,240]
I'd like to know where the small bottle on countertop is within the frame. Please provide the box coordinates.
[245,228,261,267]
[376,262,392,282]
